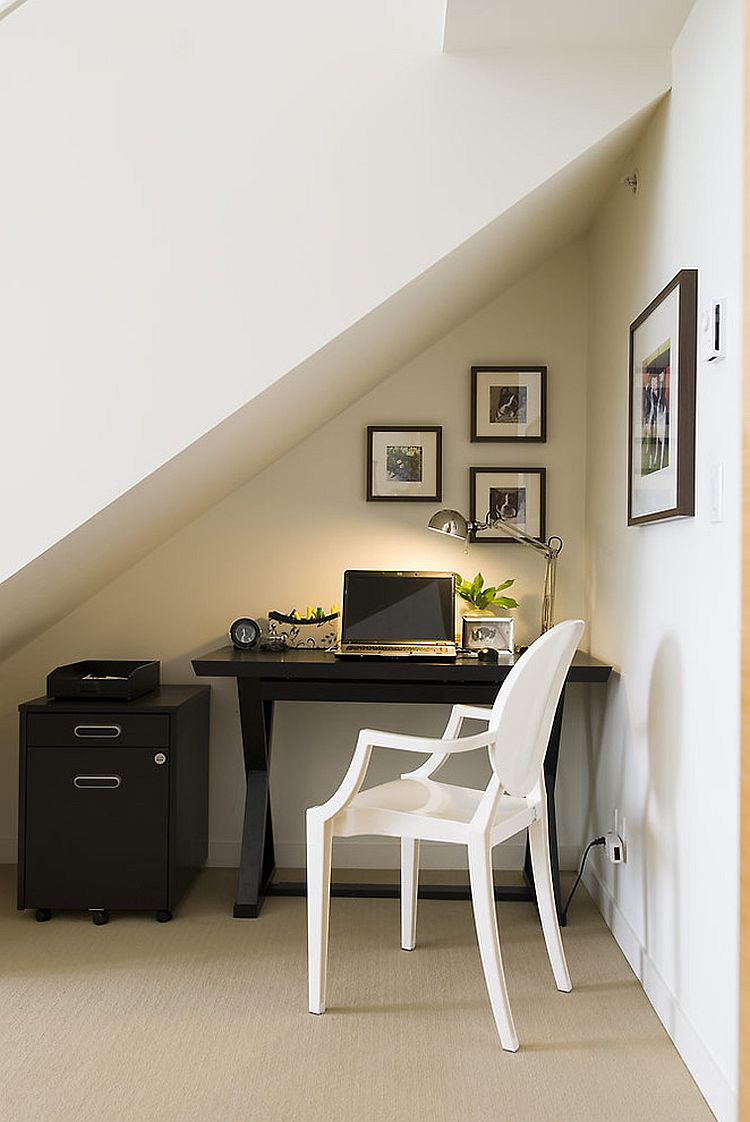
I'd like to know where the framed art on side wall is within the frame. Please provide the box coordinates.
[469,467,546,543]
[628,269,697,525]
[367,426,442,502]
[471,366,547,442]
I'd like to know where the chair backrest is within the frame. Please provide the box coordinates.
[487,619,584,797]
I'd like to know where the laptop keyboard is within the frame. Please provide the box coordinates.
[337,644,456,658]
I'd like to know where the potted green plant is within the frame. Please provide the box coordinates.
[455,572,518,614]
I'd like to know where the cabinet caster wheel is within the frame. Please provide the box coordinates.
[156,910,172,923]
[90,910,109,926]
[35,908,52,923]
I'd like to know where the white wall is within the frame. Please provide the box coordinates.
[0,0,669,584]
[0,240,594,872]
[583,0,742,1117]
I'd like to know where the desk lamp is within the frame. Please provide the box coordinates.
[428,508,564,634]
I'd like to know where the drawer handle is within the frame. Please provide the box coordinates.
[73,775,122,789]
[73,724,122,739]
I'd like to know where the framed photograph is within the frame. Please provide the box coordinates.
[469,467,546,543]
[366,426,442,502]
[461,614,515,654]
[628,269,697,525]
[471,366,547,442]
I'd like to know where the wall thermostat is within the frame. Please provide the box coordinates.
[700,298,726,363]
[229,617,260,650]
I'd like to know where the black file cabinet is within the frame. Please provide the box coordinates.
[17,686,210,925]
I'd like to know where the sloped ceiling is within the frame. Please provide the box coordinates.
[0,1,28,20]
[444,0,696,51]
[0,101,660,662]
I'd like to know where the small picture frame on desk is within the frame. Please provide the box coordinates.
[461,615,515,655]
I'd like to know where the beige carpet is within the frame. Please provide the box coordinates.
[0,866,712,1122]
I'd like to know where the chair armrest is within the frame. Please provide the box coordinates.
[309,726,498,824]
[360,727,495,754]
[450,704,493,724]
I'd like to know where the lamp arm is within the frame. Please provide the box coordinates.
[475,514,563,560]
[473,515,563,634]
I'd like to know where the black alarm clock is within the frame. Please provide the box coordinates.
[229,617,260,650]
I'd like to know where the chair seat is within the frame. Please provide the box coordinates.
[335,778,536,844]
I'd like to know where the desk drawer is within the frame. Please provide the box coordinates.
[26,713,170,748]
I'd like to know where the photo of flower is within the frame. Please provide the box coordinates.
[366,427,442,502]
[386,445,423,482]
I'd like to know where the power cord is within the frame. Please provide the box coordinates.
[560,836,605,924]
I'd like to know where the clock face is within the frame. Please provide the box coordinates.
[229,617,259,650]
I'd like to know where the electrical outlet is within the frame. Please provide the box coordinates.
[605,831,625,864]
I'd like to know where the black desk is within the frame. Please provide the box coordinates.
[192,647,611,920]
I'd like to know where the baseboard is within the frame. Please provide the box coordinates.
[208,839,582,871]
[5,829,581,876]
[583,865,736,1122]
[4,833,580,872]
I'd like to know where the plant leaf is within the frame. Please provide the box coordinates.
[494,596,518,609]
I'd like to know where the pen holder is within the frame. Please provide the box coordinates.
[263,611,340,651]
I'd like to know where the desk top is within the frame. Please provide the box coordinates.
[192,646,612,684]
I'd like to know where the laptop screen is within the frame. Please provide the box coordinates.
[341,571,455,644]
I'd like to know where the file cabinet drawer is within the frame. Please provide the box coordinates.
[26,713,170,748]
[18,685,210,922]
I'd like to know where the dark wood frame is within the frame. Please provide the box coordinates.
[469,466,547,543]
[366,425,442,503]
[627,269,697,525]
[470,365,547,443]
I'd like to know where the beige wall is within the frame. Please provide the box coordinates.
[0,239,593,870]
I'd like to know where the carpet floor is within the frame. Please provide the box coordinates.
[0,866,712,1122]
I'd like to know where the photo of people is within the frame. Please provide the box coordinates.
[489,384,527,424]
[640,342,670,476]
[489,486,525,526]
[386,444,423,482]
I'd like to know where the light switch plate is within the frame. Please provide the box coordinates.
[700,299,727,363]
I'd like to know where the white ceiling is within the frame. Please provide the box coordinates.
[443,0,697,51]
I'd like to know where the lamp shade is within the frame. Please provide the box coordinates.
[428,508,470,540]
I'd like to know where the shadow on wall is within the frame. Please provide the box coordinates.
[582,674,620,843]
[644,635,683,1023]
[583,670,628,862]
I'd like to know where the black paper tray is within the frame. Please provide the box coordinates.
[46,660,160,701]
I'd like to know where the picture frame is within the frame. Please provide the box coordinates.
[366,426,442,502]
[471,365,547,443]
[628,269,697,525]
[461,614,515,654]
[469,466,546,543]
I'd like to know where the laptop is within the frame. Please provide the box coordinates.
[335,570,457,659]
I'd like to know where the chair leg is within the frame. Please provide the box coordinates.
[467,837,519,1051]
[528,815,572,992]
[306,813,333,1014]
[400,838,420,950]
